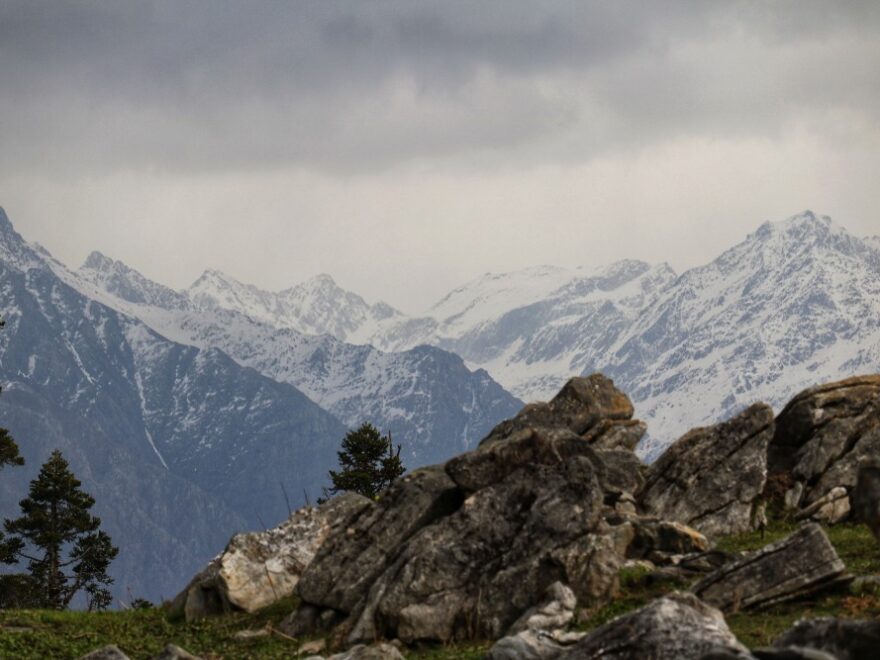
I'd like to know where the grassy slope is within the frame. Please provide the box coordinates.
[1,522,878,659]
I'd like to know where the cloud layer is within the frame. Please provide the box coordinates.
[1,1,878,310]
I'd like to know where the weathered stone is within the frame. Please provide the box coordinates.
[77,646,131,660]
[358,458,614,644]
[772,617,880,660]
[151,644,203,660]
[558,592,751,659]
[849,575,880,595]
[784,483,805,511]
[326,643,406,660]
[508,582,577,635]
[586,419,646,452]
[487,629,586,660]
[852,458,880,541]
[692,524,850,613]
[294,379,638,646]
[795,486,850,525]
[480,374,634,446]
[768,376,880,516]
[627,519,710,560]
[294,465,463,614]
[640,403,774,537]
[172,492,371,619]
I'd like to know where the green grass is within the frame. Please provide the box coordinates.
[2,522,878,659]
[0,596,489,659]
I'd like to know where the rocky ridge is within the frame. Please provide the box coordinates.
[82,371,880,659]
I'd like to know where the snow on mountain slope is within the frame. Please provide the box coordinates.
[75,257,523,467]
[0,207,348,602]
[68,206,880,465]
[370,259,679,401]
[606,211,880,458]
[188,269,402,342]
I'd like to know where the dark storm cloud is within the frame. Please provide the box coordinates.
[0,1,878,176]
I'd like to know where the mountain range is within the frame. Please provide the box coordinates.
[93,209,877,460]
[0,208,520,603]
[0,206,876,604]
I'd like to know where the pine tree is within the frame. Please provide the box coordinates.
[328,423,405,500]
[0,428,24,565]
[4,450,118,610]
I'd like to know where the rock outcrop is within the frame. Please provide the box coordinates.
[285,376,643,646]
[692,524,849,612]
[171,492,370,619]
[768,376,880,523]
[640,403,774,537]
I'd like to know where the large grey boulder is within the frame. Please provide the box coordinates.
[171,492,370,619]
[640,403,774,537]
[508,582,577,635]
[769,376,880,520]
[287,375,641,646]
[692,524,849,612]
[772,617,880,660]
[557,592,751,659]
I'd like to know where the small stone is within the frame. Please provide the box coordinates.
[77,646,131,660]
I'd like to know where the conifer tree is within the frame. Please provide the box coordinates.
[328,423,404,500]
[0,428,24,565]
[4,450,118,610]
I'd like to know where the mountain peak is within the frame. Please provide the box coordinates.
[82,250,116,271]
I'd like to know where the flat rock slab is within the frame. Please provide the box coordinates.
[692,523,849,613]
[640,403,774,538]
[557,592,752,659]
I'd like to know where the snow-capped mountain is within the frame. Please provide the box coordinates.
[0,208,349,602]
[187,269,402,343]
[77,258,522,467]
[607,211,880,457]
[167,210,878,460]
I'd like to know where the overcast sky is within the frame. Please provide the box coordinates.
[1,1,878,313]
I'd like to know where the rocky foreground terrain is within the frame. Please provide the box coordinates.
[59,372,880,660]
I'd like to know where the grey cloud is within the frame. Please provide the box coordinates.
[0,1,878,177]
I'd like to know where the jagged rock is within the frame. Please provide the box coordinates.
[772,617,880,659]
[508,582,577,635]
[692,524,850,612]
[487,629,586,660]
[288,377,637,646]
[151,645,203,660]
[479,374,634,446]
[852,458,880,541]
[294,466,463,615]
[78,646,131,660]
[171,492,370,619]
[355,459,618,644]
[640,403,774,537]
[768,376,880,521]
[795,486,850,525]
[557,592,751,659]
